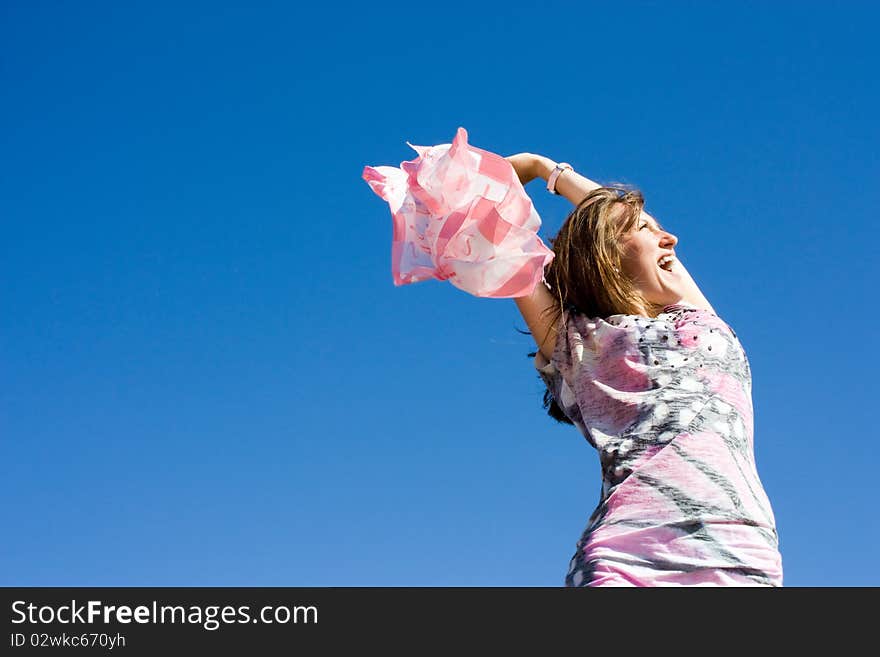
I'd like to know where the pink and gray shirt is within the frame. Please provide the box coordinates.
[535,302,783,586]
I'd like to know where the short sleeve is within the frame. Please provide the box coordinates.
[535,350,586,427]
[533,309,592,432]
[533,308,673,442]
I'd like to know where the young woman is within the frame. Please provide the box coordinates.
[507,153,783,586]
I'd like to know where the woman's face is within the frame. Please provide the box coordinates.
[616,206,685,309]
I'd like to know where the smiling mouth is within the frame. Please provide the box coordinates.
[658,255,676,271]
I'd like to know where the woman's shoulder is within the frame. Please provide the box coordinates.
[572,303,730,346]
[569,301,711,325]
[656,302,721,324]
[662,302,701,312]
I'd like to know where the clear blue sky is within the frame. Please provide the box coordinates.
[2,1,877,587]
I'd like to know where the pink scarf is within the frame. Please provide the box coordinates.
[363,127,554,298]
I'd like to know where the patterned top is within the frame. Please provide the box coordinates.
[535,302,783,586]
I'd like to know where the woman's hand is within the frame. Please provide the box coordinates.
[505,152,540,185]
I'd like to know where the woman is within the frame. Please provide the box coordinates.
[506,153,783,586]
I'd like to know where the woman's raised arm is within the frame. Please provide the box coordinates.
[505,154,566,361]
[513,280,558,364]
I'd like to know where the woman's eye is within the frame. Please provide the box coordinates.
[639,223,648,230]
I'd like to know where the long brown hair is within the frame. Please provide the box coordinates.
[525,185,667,425]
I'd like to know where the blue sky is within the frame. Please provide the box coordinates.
[2,1,877,586]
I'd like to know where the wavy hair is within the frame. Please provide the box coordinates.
[523,185,667,425]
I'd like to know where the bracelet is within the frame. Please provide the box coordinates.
[547,162,573,195]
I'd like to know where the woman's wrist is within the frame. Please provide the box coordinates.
[532,155,557,182]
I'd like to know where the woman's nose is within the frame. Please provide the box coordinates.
[661,230,678,247]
